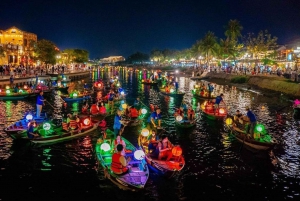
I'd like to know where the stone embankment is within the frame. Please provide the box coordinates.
[201,72,300,97]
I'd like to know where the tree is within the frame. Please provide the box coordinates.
[127,52,149,64]
[72,49,89,63]
[198,31,219,66]
[225,19,243,42]
[0,46,5,57]
[34,39,57,64]
[150,49,163,63]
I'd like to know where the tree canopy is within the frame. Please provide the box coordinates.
[34,39,58,64]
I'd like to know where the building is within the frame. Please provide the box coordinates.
[100,56,125,64]
[0,26,37,65]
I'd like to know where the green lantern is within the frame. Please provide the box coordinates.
[255,124,265,132]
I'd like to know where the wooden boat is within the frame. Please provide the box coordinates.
[60,93,91,102]
[226,124,277,151]
[54,86,69,94]
[18,118,99,145]
[159,88,185,98]
[138,135,185,178]
[201,103,227,120]
[141,81,158,86]
[4,112,48,139]
[192,93,216,99]
[96,136,149,191]
[0,93,29,100]
[175,120,196,128]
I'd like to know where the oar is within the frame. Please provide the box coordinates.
[45,100,55,110]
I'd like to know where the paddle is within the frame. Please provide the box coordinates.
[45,100,56,110]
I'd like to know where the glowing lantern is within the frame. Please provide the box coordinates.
[172,146,182,156]
[100,142,111,152]
[261,106,265,110]
[176,115,183,122]
[24,85,28,89]
[117,83,120,87]
[134,150,145,160]
[73,93,78,98]
[6,90,10,94]
[121,91,125,95]
[26,114,33,121]
[225,118,233,125]
[19,89,23,93]
[122,103,128,109]
[170,89,174,93]
[97,83,102,87]
[83,118,91,126]
[6,86,10,89]
[141,108,147,114]
[219,108,225,114]
[63,77,66,81]
[192,89,196,93]
[255,124,265,132]
[43,123,51,131]
[141,128,150,137]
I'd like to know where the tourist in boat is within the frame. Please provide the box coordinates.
[205,100,214,113]
[111,144,131,175]
[208,83,214,98]
[81,101,89,114]
[99,102,106,114]
[108,90,116,114]
[90,103,99,115]
[154,135,173,161]
[74,114,82,132]
[27,120,39,139]
[113,110,124,138]
[147,108,162,130]
[175,81,179,92]
[147,130,159,153]
[233,110,244,129]
[187,107,195,121]
[165,85,170,93]
[246,106,257,138]
[174,107,184,117]
[214,94,224,114]
[113,134,126,156]
[149,104,155,113]
[36,91,46,118]
[129,105,139,119]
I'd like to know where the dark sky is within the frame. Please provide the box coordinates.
[1,0,300,59]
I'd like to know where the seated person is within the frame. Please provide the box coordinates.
[154,135,173,161]
[67,114,77,130]
[165,85,170,93]
[205,101,214,113]
[200,89,204,96]
[147,130,159,153]
[99,102,106,114]
[111,144,131,175]
[74,114,82,131]
[27,120,39,139]
[187,107,195,121]
[129,106,139,119]
[90,103,99,115]
[81,102,89,114]
[174,107,184,117]
[113,134,126,156]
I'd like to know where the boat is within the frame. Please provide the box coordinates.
[4,113,48,139]
[54,86,69,94]
[0,93,30,100]
[60,92,92,102]
[192,91,216,99]
[95,135,149,191]
[159,88,185,98]
[225,117,277,151]
[138,130,185,178]
[175,119,196,128]
[18,117,99,145]
[200,102,227,120]
[141,80,158,86]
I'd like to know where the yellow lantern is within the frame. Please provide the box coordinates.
[225,118,233,125]
[122,103,128,109]
[141,128,149,137]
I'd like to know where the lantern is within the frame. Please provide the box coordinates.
[63,77,66,81]
[73,93,78,98]
[170,89,174,93]
[121,91,125,95]
[117,83,120,87]
[141,108,147,114]
[83,118,91,126]
[6,90,10,94]
[261,106,265,110]
[225,118,233,125]
[26,114,33,121]
[219,108,225,114]
[141,128,149,137]
[5,86,9,89]
[19,89,23,93]
[192,89,196,93]
[134,150,145,160]
[97,83,102,87]
[172,146,182,156]
[43,123,51,131]
[122,103,128,109]
[255,124,265,132]
[24,85,28,89]
[100,142,111,152]
[176,115,183,122]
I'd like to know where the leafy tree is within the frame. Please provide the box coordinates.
[34,39,57,64]
[150,49,163,63]
[0,46,5,57]
[225,19,243,42]
[72,49,89,63]
[127,52,149,63]
[198,31,219,66]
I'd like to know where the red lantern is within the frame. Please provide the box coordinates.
[219,108,225,114]
[172,146,182,157]
[97,83,102,87]
[83,118,91,126]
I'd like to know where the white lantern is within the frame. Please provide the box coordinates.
[26,114,33,121]
[176,115,183,122]
[141,128,149,137]
[170,89,174,93]
[134,150,145,160]
[100,142,111,152]
[73,93,78,98]
[121,91,125,95]
[141,108,147,114]
[43,123,51,131]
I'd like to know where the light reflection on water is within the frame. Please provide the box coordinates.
[0,70,299,200]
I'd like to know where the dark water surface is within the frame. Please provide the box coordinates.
[1,68,300,201]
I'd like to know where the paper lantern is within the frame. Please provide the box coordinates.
[24,85,28,89]
[261,106,265,110]
[141,128,149,137]
[73,93,78,98]
[255,124,265,132]
[170,88,174,93]
[100,142,111,152]
[6,86,9,89]
[134,150,145,160]
[63,77,66,81]
[83,118,91,126]
[26,114,33,121]
[122,103,128,109]
[97,83,102,87]
[6,90,10,94]
[19,89,23,93]
[176,115,183,122]
[225,118,233,125]
[43,123,51,131]
[141,108,147,114]
[219,108,225,114]
[172,146,182,156]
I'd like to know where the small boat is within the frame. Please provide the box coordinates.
[175,119,196,128]
[96,135,149,191]
[200,102,227,120]
[141,80,158,86]
[18,117,99,145]
[192,92,216,99]
[159,88,185,98]
[4,113,48,139]
[60,92,91,102]
[138,133,185,178]
[54,86,69,94]
[0,93,29,100]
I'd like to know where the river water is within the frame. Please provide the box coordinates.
[0,68,299,201]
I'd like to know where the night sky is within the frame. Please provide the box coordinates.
[1,0,300,59]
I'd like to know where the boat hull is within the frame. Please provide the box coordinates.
[141,81,158,86]
[192,94,216,99]
[159,90,185,98]
[0,94,29,100]
[175,121,196,128]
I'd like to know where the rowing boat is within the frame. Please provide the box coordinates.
[159,88,185,98]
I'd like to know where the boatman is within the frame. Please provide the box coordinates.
[214,93,224,114]
[246,106,257,138]
[208,83,214,98]
[147,108,162,131]
[113,110,126,138]
[36,91,46,118]
[175,81,179,92]
[27,120,39,139]
[134,97,141,110]
[111,144,131,175]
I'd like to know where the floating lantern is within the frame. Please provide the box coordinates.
[19,89,23,93]
[97,83,102,87]
[219,108,225,114]
[172,146,182,156]
[73,93,78,98]
[176,115,183,122]
[63,77,66,81]
[170,89,174,93]
[255,124,265,132]
[261,106,265,110]
[41,81,44,84]
[120,91,125,95]
[192,89,196,93]
[122,103,128,109]
[24,85,28,89]
[5,86,9,89]
[100,142,111,152]
[116,83,120,87]
[134,150,145,160]
[141,128,149,137]
[6,89,10,94]
[43,123,51,131]
[83,118,91,126]
[26,114,33,121]
[225,118,233,125]
[141,108,147,115]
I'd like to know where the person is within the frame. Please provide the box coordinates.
[9,75,14,87]
[174,107,184,117]
[90,103,99,115]
[214,94,224,114]
[113,134,126,156]
[208,83,214,98]
[147,130,159,153]
[154,135,173,161]
[147,108,162,131]
[175,81,179,92]
[246,107,257,138]
[134,97,141,109]
[113,110,124,138]
[111,144,131,175]
[84,83,89,90]
[99,102,106,114]
[129,105,139,119]
[233,110,244,129]
[187,107,195,121]
[74,114,82,131]
[81,101,89,114]
[165,85,170,93]
[36,91,46,118]
[27,120,39,139]
[108,90,115,114]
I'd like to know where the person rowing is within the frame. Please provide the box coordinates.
[214,93,225,114]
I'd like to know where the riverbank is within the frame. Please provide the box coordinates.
[201,72,300,97]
